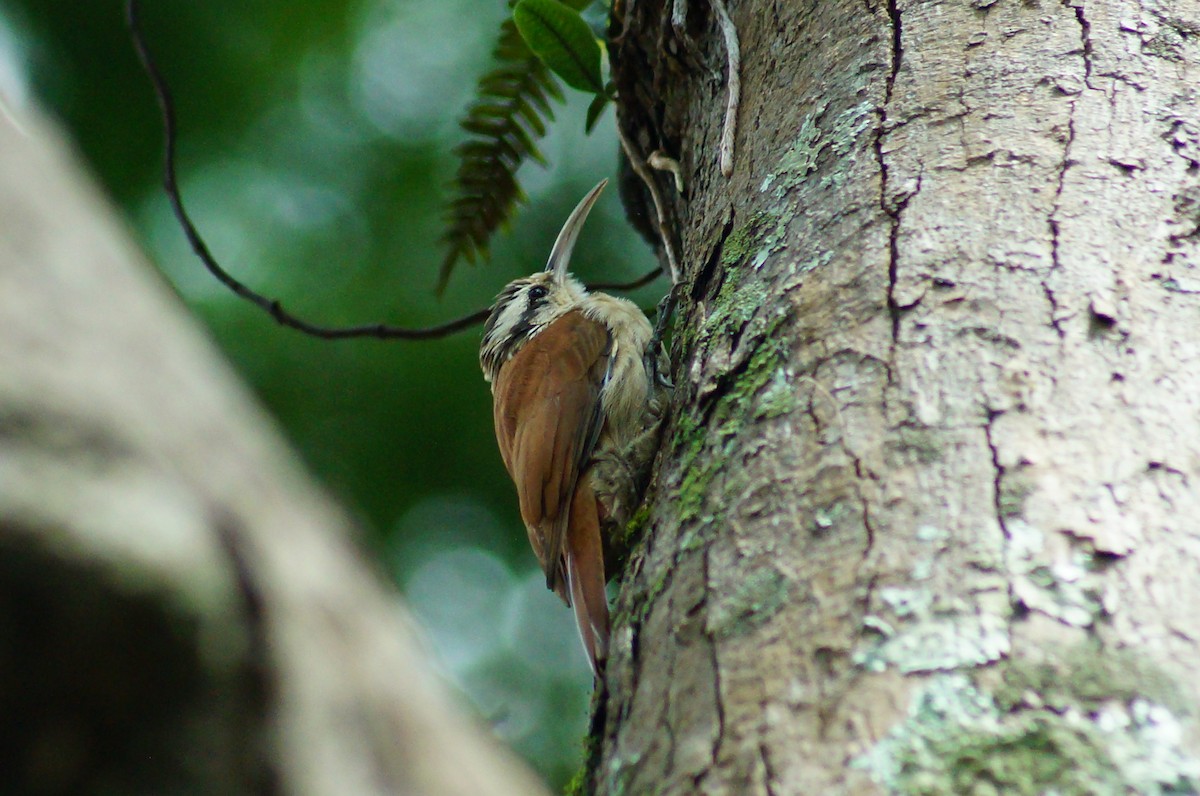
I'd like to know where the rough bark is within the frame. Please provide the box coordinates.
[597,0,1200,792]
[0,108,548,796]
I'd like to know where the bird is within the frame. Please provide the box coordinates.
[480,179,667,676]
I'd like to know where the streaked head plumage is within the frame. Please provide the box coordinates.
[479,179,608,381]
[480,272,587,380]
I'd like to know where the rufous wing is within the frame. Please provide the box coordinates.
[492,310,611,599]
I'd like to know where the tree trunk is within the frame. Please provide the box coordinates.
[0,108,547,796]
[598,0,1200,792]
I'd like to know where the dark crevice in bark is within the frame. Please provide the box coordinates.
[884,183,919,333]
[676,226,768,439]
[1047,0,1090,340]
[851,456,878,558]
[877,0,905,364]
[884,204,902,348]
[691,210,736,304]
[848,435,882,641]
[669,210,736,437]
[1070,1,1095,88]
[1046,110,1071,341]
[983,411,1017,649]
[886,0,903,80]
[983,412,1010,540]
[757,740,779,796]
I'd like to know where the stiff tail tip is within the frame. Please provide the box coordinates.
[567,553,610,678]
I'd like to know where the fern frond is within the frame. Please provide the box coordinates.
[439,19,564,292]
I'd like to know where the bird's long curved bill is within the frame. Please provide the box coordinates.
[545,179,608,280]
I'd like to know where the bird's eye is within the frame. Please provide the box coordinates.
[528,285,549,301]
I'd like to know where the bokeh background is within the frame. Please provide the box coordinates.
[0,0,659,787]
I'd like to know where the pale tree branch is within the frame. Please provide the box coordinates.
[0,106,549,796]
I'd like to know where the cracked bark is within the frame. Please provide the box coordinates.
[594,0,1200,792]
[0,109,549,795]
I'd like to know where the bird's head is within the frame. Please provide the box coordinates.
[480,180,606,381]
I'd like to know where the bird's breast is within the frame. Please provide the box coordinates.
[582,295,653,452]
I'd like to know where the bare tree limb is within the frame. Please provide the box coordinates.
[0,103,549,796]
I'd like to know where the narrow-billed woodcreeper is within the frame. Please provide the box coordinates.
[480,180,666,676]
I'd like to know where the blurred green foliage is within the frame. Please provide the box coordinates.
[0,0,659,786]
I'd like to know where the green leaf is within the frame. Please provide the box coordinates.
[584,93,608,133]
[513,0,604,95]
